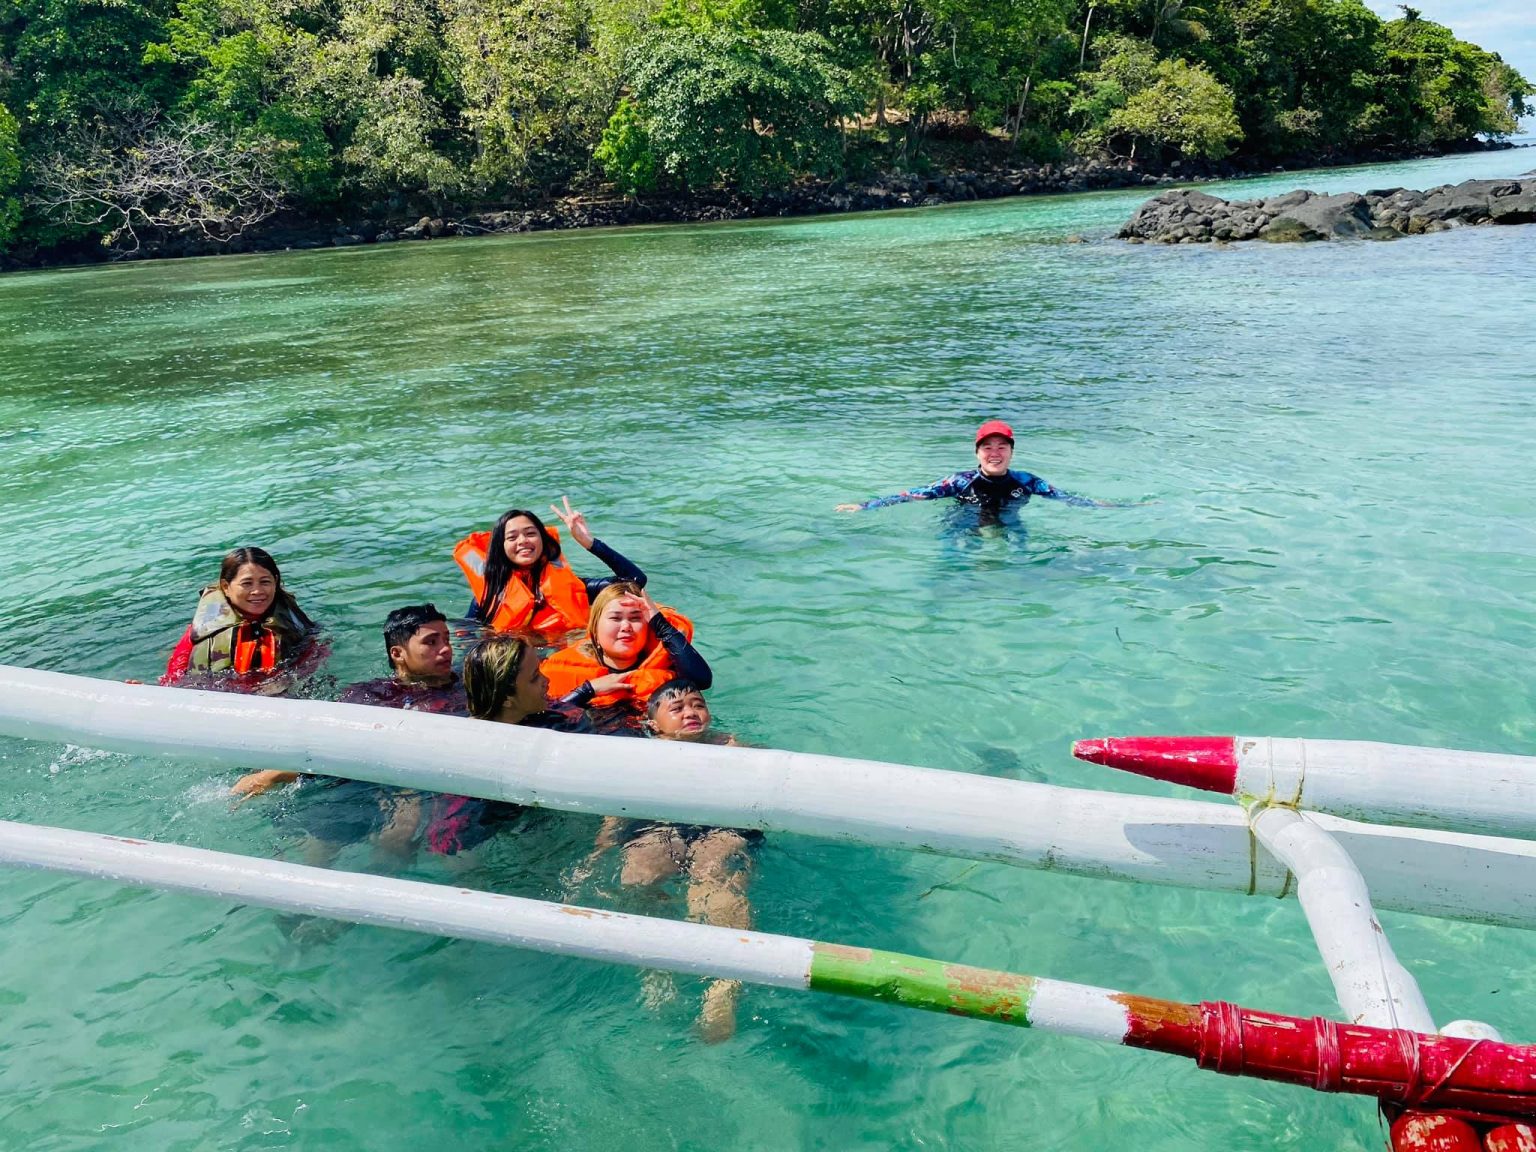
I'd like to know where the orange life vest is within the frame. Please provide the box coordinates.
[453,527,590,636]
[540,608,695,708]
[187,587,311,675]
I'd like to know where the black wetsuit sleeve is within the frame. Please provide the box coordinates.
[650,613,712,690]
[581,539,647,596]
[556,683,596,709]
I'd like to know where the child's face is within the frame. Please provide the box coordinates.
[650,691,711,739]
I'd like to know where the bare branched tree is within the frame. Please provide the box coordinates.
[30,111,286,255]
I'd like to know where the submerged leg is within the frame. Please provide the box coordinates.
[686,830,753,1043]
[620,826,688,887]
[373,792,422,867]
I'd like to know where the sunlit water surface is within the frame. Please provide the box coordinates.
[1,147,1534,1149]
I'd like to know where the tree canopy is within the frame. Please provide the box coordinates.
[0,0,1528,255]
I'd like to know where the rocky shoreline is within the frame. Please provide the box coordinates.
[34,155,1181,267]
[1,141,1525,269]
[1119,177,1536,244]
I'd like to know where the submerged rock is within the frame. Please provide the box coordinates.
[1119,179,1534,245]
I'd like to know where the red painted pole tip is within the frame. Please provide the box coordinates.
[1071,736,1240,794]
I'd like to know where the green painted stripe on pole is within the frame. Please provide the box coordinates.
[808,943,1038,1026]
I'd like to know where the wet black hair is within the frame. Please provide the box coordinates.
[383,604,448,667]
[480,508,563,618]
[646,678,705,719]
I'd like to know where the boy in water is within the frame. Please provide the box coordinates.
[835,419,1113,514]
[645,678,738,745]
[588,679,753,1041]
[232,604,467,865]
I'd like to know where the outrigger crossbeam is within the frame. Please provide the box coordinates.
[3,667,1536,1147]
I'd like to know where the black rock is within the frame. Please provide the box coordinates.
[1261,192,1372,242]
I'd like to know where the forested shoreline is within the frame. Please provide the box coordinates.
[0,0,1529,267]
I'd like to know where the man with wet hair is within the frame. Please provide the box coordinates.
[232,604,468,866]
[835,419,1112,514]
[338,603,466,712]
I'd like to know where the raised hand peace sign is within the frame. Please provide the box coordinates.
[549,495,596,550]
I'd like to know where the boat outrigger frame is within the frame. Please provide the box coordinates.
[0,666,1532,1149]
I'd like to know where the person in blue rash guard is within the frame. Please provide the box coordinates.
[835,420,1113,516]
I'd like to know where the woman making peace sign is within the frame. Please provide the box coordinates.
[453,497,648,639]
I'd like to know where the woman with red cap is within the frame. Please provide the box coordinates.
[835,419,1111,513]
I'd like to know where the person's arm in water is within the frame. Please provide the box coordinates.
[835,472,972,512]
[1014,470,1130,509]
[554,681,603,709]
[1015,470,1101,508]
[160,623,195,685]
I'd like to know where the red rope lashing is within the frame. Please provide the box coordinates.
[1396,1027,1425,1107]
[1311,1017,1343,1092]
[1202,1001,1247,1075]
[1413,1039,1487,1110]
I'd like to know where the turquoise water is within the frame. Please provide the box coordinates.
[1,147,1534,1149]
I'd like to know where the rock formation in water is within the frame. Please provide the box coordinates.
[1119,178,1536,244]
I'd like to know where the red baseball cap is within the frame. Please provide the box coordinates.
[975,420,1014,445]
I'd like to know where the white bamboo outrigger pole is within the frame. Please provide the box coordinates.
[1249,806,1434,1031]
[3,666,1536,929]
[6,824,1535,1138]
[1076,735,1536,841]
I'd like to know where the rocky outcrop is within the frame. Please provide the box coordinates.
[1120,179,1536,244]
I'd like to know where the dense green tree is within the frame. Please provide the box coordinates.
[441,0,630,195]
[626,27,862,191]
[0,0,176,127]
[595,96,659,194]
[1106,55,1241,157]
[0,0,1530,257]
[143,0,335,198]
[1380,11,1532,145]
[1070,32,1157,135]
[0,104,21,247]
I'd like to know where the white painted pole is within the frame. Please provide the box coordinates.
[1077,735,1536,841]
[3,817,1530,1127]
[1250,807,1435,1031]
[0,819,815,986]
[3,667,1536,929]
[1234,737,1536,840]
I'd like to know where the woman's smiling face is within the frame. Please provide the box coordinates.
[502,516,545,567]
[222,562,276,617]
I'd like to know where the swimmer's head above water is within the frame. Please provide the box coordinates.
[382,603,453,682]
[464,634,549,722]
[587,581,657,665]
[647,678,711,739]
[217,546,285,618]
[488,507,561,572]
[974,419,1014,478]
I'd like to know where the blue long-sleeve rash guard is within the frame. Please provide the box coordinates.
[856,468,1100,511]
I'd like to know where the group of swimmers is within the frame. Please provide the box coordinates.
[154,419,1112,1041]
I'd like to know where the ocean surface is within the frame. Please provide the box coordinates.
[0,147,1533,1150]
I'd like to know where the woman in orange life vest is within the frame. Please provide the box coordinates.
[454,498,647,638]
[161,547,320,690]
[540,582,711,720]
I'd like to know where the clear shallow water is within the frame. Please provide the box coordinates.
[1,147,1535,1149]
